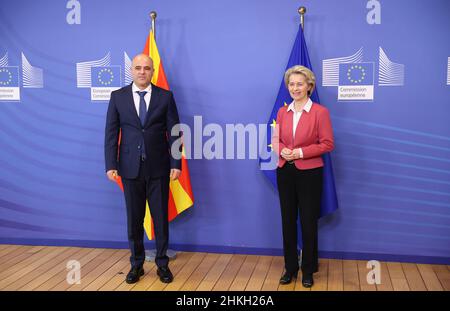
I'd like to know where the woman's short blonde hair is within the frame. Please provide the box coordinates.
[284,65,316,96]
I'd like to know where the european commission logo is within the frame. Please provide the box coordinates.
[0,52,44,101]
[338,63,375,101]
[322,47,404,101]
[76,52,133,101]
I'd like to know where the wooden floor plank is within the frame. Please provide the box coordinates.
[0,246,45,274]
[229,255,258,291]
[1,245,447,292]
[376,262,394,291]
[432,265,450,291]
[0,245,23,260]
[402,263,427,291]
[387,262,410,291]
[261,256,283,291]
[0,246,68,289]
[19,247,90,291]
[245,256,272,291]
[327,259,344,291]
[3,247,82,291]
[82,252,130,291]
[196,253,233,291]
[65,250,127,291]
[311,259,329,291]
[417,264,444,291]
[0,246,31,271]
[0,244,11,251]
[181,253,220,291]
[212,254,246,291]
[343,260,360,291]
[49,249,119,291]
[33,248,104,291]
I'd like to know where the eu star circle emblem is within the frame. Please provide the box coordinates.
[97,68,114,86]
[346,65,366,84]
[0,68,13,86]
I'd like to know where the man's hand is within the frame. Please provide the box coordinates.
[106,170,119,182]
[170,169,181,181]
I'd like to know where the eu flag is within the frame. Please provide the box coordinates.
[260,25,339,226]
[91,66,121,87]
[0,67,19,87]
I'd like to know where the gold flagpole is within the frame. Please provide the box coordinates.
[150,11,157,35]
[144,10,178,262]
[298,6,306,267]
[298,6,306,31]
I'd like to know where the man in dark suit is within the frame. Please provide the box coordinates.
[104,54,181,284]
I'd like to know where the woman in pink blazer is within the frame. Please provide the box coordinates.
[272,65,334,288]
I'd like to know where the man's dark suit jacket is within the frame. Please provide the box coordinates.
[104,83,181,179]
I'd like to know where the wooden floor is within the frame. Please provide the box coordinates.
[0,245,448,291]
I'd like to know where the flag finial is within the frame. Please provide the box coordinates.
[150,11,157,35]
[298,6,306,31]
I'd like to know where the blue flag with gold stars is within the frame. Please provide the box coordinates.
[260,25,339,220]
[91,66,121,87]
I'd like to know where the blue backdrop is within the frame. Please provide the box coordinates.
[0,0,449,264]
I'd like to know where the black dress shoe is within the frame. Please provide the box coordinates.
[302,273,314,288]
[279,271,298,285]
[157,266,174,283]
[126,266,144,284]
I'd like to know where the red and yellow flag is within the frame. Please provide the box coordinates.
[141,29,194,239]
